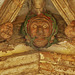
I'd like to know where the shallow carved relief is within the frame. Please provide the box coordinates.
[65,20,75,45]
[68,0,75,13]
[0,22,13,39]
[21,0,58,49]
[0,0,74,53]
[0,0,25,25]
[0,0,25,41]
[51,0,75,25]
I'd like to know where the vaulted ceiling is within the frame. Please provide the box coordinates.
[0,0,75,25]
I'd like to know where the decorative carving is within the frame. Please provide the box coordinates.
[27,14,53,47]
[51,0,75,25]
[21,0,58,49]
[65,20,75,45]
[65,20,75,38]
[0,22,13,39]
[0,0,25,25]
[21,13,58,49]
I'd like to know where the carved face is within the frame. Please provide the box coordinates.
[27,15,52,47]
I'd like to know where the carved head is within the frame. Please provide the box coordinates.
[27,14,52,47]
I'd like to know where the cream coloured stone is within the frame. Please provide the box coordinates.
[0,0,5,8]
[41,41,75,54]
[0,63,38,75]
[40,53,45,60]
[0,44,33,57]
[0,53,39,69]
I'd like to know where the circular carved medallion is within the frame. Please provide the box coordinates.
[21,13,58,49]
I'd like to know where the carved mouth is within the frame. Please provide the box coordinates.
[33,38,48,47]
[34,38,45,42]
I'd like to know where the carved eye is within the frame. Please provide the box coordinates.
[43,24,48,28]
[33,25,37,28]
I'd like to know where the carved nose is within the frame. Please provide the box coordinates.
[37,27,43,35]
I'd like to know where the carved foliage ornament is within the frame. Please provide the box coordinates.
[0,22,13,39]
[65,20,75,45]
[21,12,58,49]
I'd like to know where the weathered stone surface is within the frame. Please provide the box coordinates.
[68,0,75,13]
[0,51,75,75]
[46,0,59,14]
[0,0,75,74]
[0,0,74,25]
[51,0,75,25]
[0,51,39,75]
[0,63,38,75]
[0,0,25,25]
[40,52,75,74]
[0,22,13,39]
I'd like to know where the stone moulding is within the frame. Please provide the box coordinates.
[51,0,75,25]
[0,0,25,25]
[0,0,75,25]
